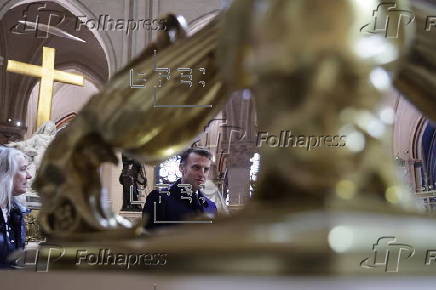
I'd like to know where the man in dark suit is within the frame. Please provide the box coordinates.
[142,148,217,231]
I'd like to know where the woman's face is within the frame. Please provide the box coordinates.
[13,155,32,196]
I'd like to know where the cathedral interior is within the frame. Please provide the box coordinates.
[0,0,436,289]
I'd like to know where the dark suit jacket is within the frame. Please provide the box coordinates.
[0,203,26,268]
[142,179,217,231]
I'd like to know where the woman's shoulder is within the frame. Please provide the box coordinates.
[11,202,28,213]
[9,203,28,222]
[0,207,5,225]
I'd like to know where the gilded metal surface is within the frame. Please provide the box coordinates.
[24,212,45,243]
[29,0,436,276]
[33,14,227,239]
[395,0,436,121]
[218,0,415,209]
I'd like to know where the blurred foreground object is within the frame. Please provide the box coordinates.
[395,0,436,121]
[30,0,436,277]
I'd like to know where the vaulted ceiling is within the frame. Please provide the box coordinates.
[0,1,108,141]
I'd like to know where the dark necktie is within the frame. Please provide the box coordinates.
[192,191,204,213]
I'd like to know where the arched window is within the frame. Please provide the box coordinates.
[422,121,436,191]
[249,153,260,197]
[156,156,182,185]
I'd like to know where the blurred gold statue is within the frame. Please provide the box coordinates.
[32,0,436,275]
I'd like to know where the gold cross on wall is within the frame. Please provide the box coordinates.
[7,46,84,128]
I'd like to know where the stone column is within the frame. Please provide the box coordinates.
[227,144,253,207]
[100,152,123,215]
[218,90,258,210]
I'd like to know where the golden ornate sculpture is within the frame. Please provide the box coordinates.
[395,0,436,121]
[219,0,413,209]
[33,13,227,239]
[31,0,436,275]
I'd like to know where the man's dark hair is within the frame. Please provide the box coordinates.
[180,148,212,165]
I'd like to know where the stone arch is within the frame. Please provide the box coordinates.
[421,121,436,190]
[0,0,116,75]
[393,94,433,191]
[0,0,110,137]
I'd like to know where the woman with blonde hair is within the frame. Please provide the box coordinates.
[0,146,32,268]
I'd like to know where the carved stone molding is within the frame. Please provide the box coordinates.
[0,122,26,144]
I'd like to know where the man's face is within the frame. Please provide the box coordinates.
[179,153,211,191]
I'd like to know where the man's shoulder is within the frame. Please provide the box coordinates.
[145,189,159,199]
[143,189,163,214]
[146,184,179,200]
[199,191,217,208]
